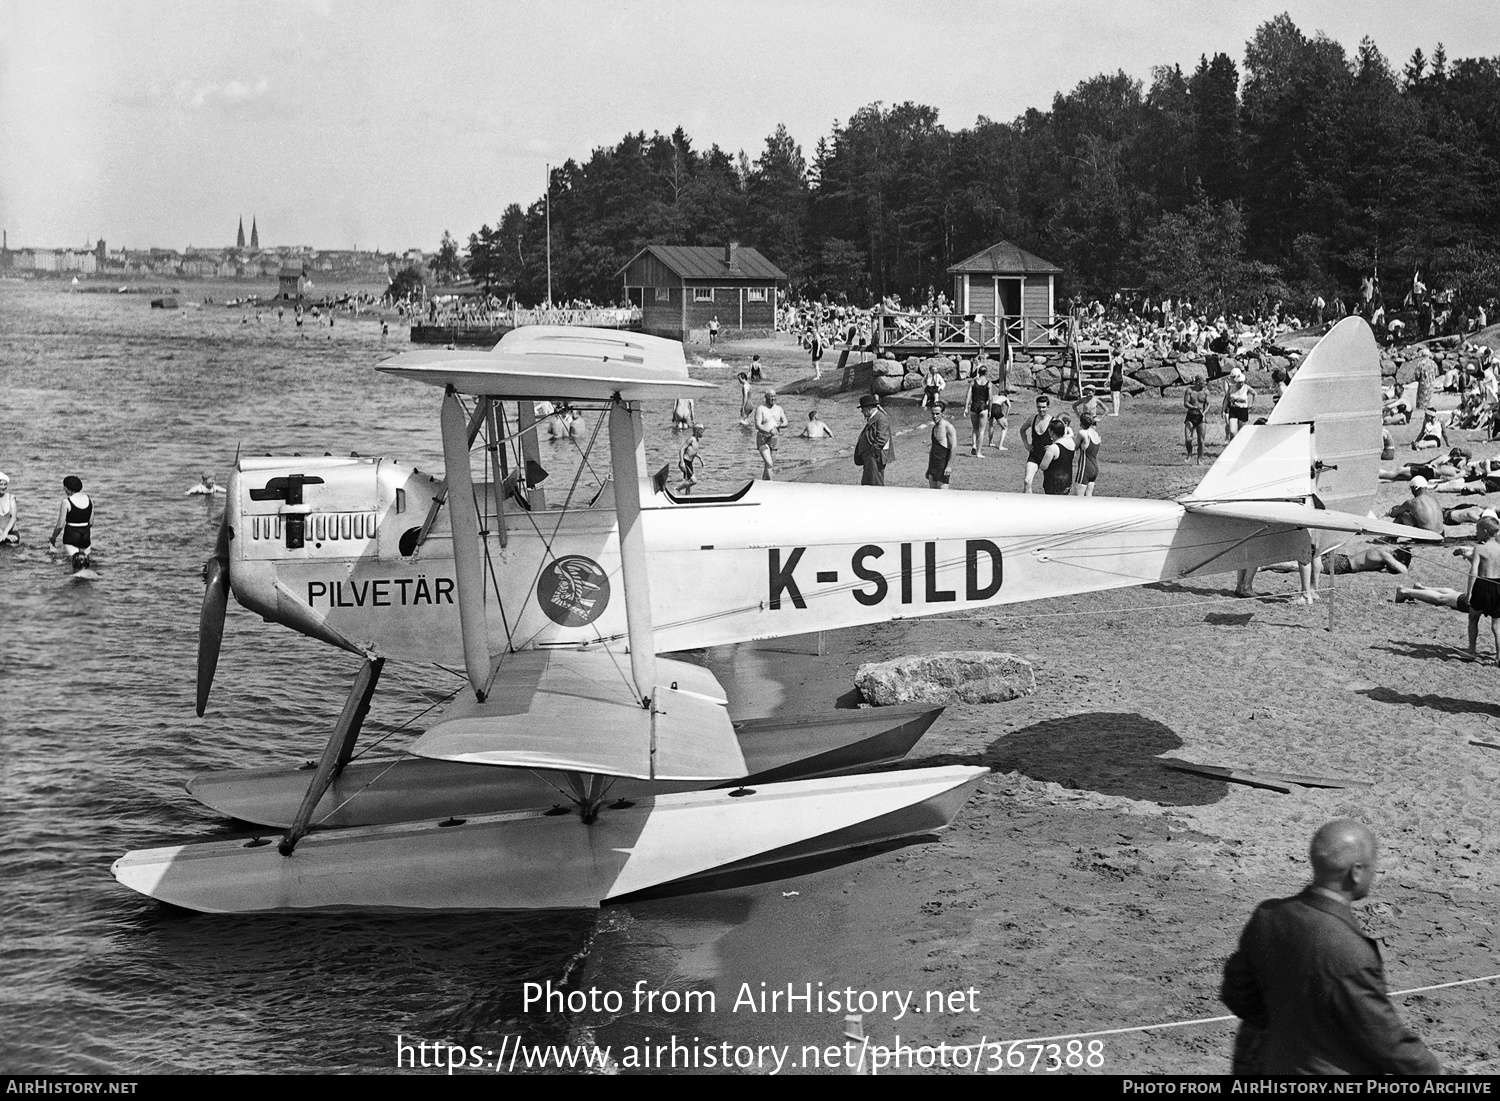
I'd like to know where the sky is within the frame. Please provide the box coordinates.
[2,0,1497,254]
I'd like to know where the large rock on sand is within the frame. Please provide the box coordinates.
[1008,359,1035,389]
[855,651,1036,706]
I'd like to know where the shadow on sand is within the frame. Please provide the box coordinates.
[982,710,1228,806]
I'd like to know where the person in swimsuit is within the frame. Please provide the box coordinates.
[799,410,834,439]
[50,474,92,562]
[1021,395,1053,493]
[987,389,1011,452]
[1184,375,1210,463]
[677,426,706,493]
[671,397,695,430]
[1039,419,1075,496]
[1073,412,1101,496]
[737,373,754,424]
[0,471,17,545]
[1223,368,1254,440]
[753,390,788,481]
[965,365,992,457]
[1466,515,1500,663]
[749,354,764,382]
[1108,345,1124,416]
[1320,546,1411,575]
[926,401,957,490]
[810,327,824,380]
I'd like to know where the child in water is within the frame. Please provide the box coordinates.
[678,426,706,493]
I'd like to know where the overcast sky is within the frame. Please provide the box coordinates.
[2,1,1496,253]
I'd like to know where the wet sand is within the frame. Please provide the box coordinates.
[584,333,1500,1075]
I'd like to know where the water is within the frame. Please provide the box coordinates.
[0,282,870,1073]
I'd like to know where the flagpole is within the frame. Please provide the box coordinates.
[545,163,552,307]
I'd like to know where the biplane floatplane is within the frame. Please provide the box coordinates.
[113,318,1434,912]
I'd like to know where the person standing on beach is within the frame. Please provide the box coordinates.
[708,316,720,346]
[964,364,992,457]
[1109,345,1124,416]
[810,326,824,380]
[854,394,891,486]
[1073,412,1100,496]
[1220,819,1441,1075]
[1184,375,1210,464]
[926,401,957,489]
[1038,419,1075,495]
[1021,395,1053,492]
[1465,514,1500,663]
[753,390,788,481]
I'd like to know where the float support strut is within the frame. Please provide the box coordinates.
[280,655,384,856]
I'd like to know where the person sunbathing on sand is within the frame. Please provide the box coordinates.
[1320,546,1412,575]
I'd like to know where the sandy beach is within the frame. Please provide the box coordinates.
[581,332,1500,1075]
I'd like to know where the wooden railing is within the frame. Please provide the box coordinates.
[1002,315,1072,348]
[873,310,1071,356]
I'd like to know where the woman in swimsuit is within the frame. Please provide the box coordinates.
[1223,369,1254,440]
[0,472,17,544]
[965,367,992,457]
[1073,412,1101,496]
[50,474,92,560]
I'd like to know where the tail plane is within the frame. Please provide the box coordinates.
[1181,317,1435,544]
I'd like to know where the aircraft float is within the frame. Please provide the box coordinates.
[112,318,1433,912]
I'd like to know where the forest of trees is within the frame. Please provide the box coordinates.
[456,15,1500,316]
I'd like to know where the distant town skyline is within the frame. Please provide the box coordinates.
[3,0,1498,254]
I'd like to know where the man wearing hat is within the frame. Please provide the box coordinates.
[1387,475,1444,534]
[854,394,892,486]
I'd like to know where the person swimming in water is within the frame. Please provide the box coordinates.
[186,474,227,496]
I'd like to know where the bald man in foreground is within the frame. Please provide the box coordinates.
[1220,819,1442,1075]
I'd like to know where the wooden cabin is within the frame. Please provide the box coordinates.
[619,243,785,343]
[948,241,1063,348]
[278,266,308,301]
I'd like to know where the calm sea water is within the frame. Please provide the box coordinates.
[0,281,876,1073]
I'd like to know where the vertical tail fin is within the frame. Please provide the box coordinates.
[1187,318,1382,517]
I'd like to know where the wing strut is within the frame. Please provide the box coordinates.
[413,399,489,554]
[441,388,495,699]
[607,399,657,706]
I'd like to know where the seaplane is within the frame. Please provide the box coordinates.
[113,318,1433,913]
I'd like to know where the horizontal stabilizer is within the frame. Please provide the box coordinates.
[410,650,747,781]
[378,326,716,401]
[1181,500,1442,542]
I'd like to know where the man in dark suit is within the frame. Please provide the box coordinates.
[854,393,893,486]
[1220,819,1441,1075]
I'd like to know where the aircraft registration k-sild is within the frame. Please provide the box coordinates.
[113,319,1429,912]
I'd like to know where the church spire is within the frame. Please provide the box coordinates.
[237,216,245,249]
[250,216,259,250]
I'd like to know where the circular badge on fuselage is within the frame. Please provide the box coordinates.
[536,555,611,627]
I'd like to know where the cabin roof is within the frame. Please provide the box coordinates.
[618,244,786,282]
[947,240,1062,276]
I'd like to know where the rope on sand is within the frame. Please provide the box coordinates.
[997,972,1500,1047]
